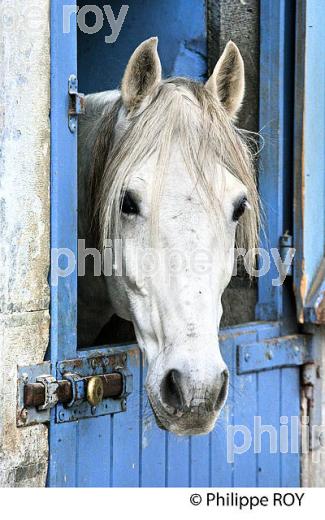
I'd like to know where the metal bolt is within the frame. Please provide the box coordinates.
[87,376,104,406]
[294,346,300,354]
[59,410,65,421]
[90,359,97,369]
[121,399,127,411]
[266,351,273,360]
[91,406,97,415]
[244,352,250,362]
[22,373,29,384]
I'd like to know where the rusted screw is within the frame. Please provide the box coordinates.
[20,409,28,421]
[319,432,325,447]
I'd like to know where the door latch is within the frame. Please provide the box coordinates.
[17,351,133,426]
[68,74,85,133]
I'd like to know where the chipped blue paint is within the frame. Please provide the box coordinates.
[293,0,325,324]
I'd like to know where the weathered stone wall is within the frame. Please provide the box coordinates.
[0,0,50,487]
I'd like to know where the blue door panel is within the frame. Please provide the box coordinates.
[166,433,190,486]
[140,363,167,487]
[257,369,281,486]
[110,348,141,487]
[50,423,77,487]
[210,335,234,487]
[232,332,258,487]
[48,324,302,487]
[49,0,304,487]
[279,368,300,487]
[190,435,210,487]
[76,416,111,487]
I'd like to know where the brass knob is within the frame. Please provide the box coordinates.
[87,376,104,406]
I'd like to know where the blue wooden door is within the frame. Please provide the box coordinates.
[48,0,309,487]
[49,0,79,482]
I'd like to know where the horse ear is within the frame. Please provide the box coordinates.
[205,41,245,119]
[121,37,162,111]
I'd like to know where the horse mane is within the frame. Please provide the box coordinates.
[88,77,260,264]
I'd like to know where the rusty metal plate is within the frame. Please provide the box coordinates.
[17,361,51,427]
[55,351,133,423]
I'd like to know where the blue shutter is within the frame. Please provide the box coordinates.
[293,0,325,324]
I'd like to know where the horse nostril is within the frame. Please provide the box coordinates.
[214,369,229,411]
[161,369,184,413]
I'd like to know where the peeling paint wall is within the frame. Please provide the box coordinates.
[0,0,50,487]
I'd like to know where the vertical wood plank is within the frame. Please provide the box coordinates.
[256,321,282,485]
[256,370,281,486]
[190,435,210,486]
[166,434,190,486]
[140,365,166,486]
[210,335,234,486]
[76,416,111,487]
[280,367,300,486]
[233,331,258,486]
[49,423,77,487]
[111,348,141,486]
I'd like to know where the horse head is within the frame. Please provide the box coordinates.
[86,38,259,435]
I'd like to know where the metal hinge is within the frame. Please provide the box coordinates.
[237,334,310,374]
[17,351,133,427]
[302,362,323,451]
[279,232,294,276]
[68,74,85,133]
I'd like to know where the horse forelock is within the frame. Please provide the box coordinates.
[89,77,260,266]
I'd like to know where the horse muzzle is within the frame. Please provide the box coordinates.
[146,367,229,435]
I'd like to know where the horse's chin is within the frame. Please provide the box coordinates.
[147,393,219,436]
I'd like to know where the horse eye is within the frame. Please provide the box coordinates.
[121,191,139,215]
[233,197,248,222]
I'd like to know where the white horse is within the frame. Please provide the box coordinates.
[78,38,259,435]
